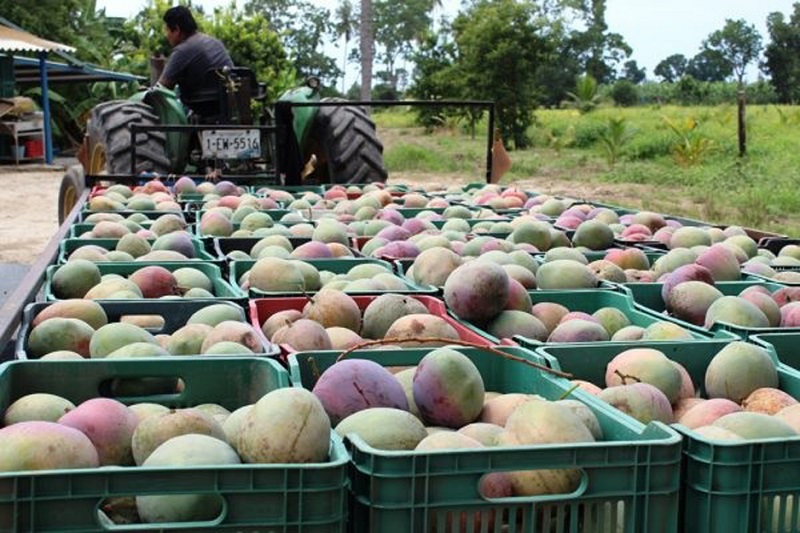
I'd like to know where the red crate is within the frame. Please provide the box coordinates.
[250,294,497,362]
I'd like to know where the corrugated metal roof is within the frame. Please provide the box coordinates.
[0,25,75,54]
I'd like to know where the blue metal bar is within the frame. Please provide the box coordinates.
[38,51,52,164]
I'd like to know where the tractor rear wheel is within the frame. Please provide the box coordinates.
[87,100,170,175]
[312,98,387,184]
[58,165,85,224]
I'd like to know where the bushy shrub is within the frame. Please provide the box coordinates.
[610,80,639,107]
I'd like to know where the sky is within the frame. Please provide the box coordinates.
[97,0,798,81]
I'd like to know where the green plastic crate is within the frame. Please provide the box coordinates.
[0,358,349,532]
[753,332,800,376]
[44,261,246,303]
[464,289,729,346]
[288,346,681,533]
[623,280,793,340]
[747,268,800,286]
[13,299,280,360]
[69,221,196,239]
[58,237,216,263]
[536,339,800,533]
[532,250,665,269]
[231,258,437,297]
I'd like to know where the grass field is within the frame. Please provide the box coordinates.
[374,103,800,237]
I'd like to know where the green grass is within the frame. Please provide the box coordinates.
[375,104,800,237]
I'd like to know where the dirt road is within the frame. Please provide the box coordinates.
[0,170,62,264]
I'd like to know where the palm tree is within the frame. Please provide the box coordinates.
[359,0,373,100]
[333,0,356,94]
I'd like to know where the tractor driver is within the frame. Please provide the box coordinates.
[158,6,234,114]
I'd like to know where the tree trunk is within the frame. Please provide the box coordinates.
[360,0,373,101]
[738,87,747,157]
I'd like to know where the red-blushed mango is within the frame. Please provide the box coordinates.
[695,244,742,281]
[659,263,715,303]
[480,393,537,426]
[741,388,798,415]
[261,309,303,340]
[486,311,547,342]
[384,314,459,346]
[0,421,99,472]
[739,290,781,327]
[413,348,485,429]
[303,289,361,332]
[200,321,263,354]
[58,398,138,466]
[312,359,409,426]
[444,261,509,324]
[605,348,683,403]
[704,296,770,329]
[705,342,778,403]
[32,299,108,330]
[678,398,742,429]
[666,281,723,326]
[673,397,706,421]
[548,319,609,343]
[597,383,674,424]
[272,319,332,350]
[531,302,570,335]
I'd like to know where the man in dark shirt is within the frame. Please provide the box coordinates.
[159,6,233,113]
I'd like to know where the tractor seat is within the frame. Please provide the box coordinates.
[181,67,258,124]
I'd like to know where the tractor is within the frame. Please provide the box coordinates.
[58,66,388,222]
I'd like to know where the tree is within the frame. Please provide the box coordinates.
[360,0,374,100]
[373,0,436,92]
[764,5,800,103]
[567,0,631,84]
[333,0,357,94]
[408,25,462,128]
[451,0,551,149]
[654,54,687,83]
[609,80,639,106]
[206,6,295,100]
[686,49,732,82]
[245,0,339,85]
[620,59,646,84]
[702,18,763,85]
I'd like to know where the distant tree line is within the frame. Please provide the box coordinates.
[2,0,800,151]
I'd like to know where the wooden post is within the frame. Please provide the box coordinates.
[737,87,747,157]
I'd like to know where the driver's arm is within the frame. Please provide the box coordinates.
[158,47,186,90]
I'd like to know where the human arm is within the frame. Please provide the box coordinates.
[157,46,186,89]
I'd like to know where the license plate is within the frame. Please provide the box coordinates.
[200,129,260,159]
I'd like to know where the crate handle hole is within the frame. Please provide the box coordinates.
[481,469,588,501]
[119,314,167,333]
[97,494,226,528]
[98,377,184,401]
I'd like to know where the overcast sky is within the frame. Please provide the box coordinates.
[97,0,797,81]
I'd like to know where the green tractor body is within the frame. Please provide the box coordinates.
[65,71,388,222]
